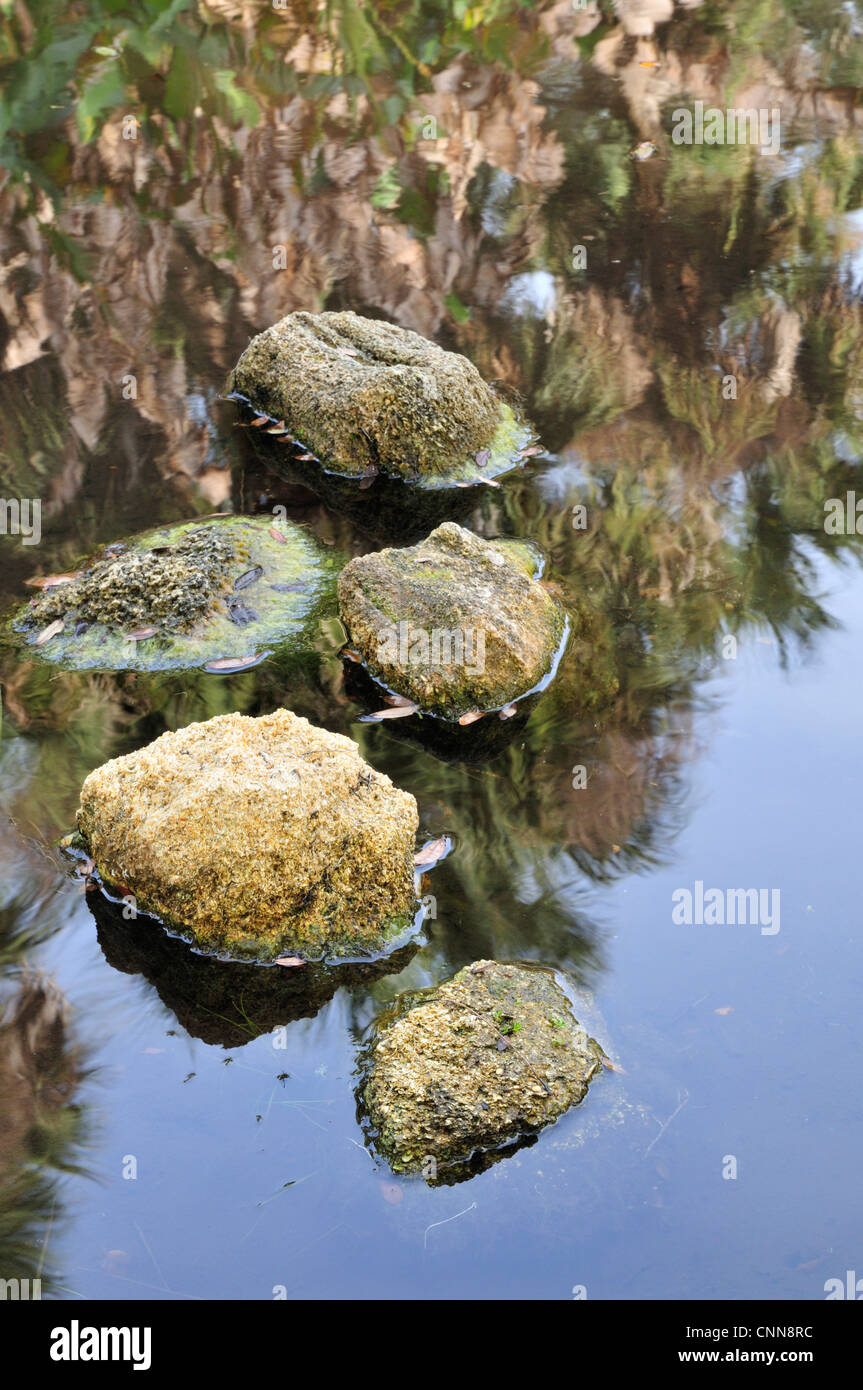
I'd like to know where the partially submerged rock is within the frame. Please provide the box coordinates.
[13,516,340,671]
[76,710,420,961]
[338,522,566,719]
[88,888,422,1048]
[362,960,604,1177]
[230,310,530,486]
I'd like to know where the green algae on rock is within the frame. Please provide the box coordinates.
[12,516,340,672]
[362,960,605,1178]
[338,522,566,720]
[76,709,420,962]
[230,310,531,487]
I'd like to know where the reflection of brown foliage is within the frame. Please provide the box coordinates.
[0,972,82,1178]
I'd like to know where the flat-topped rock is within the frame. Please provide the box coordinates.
[76,710,419,961]
[230,311,529,485]
[13,516,340,671]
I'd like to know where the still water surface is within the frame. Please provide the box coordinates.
[1,0,862,1300]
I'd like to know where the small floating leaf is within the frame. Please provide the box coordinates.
[499,703,518,719]
[481,477,502,488]
[228,604,258,626]
[124,625,158,641]
[414,836,448,867]
[204,653,263,672]
[458,710,484,725]
[268,527,287,544]
[275,956,306,968]
[295,453,316,461]
[35,618,64,645]
[519,445,543,458]
[383,692,416,707]
[475,448,490,468]
[234,565,263,591]
[251,415,269,426]
[342,648,363,662]
[24,572,81,589]
[266,425,288,436]
[367,702,419,720]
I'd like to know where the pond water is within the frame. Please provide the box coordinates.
[2,0,863,1302]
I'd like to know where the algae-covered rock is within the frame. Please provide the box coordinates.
[338,522,566,719]
[362,960,604,1177]
[76,709,420,961]
[12,516,340,672]
[230,311,530,486]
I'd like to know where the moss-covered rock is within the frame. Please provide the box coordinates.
[362,960,604,1178]
[76,709,420,961]
[337,522,566,719]
[11,515,340,672]
[230,311,530,486]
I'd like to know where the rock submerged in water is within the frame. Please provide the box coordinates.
[230,311,530,486]
[76,710,420,961]
[363,960,604,1177]
[337,522,566,719]
[14,516,340,672]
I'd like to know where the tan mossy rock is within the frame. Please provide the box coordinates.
[76,710,419,961]
[337,522,566,719]
[363,960,605,1176]
[230,310,528,485]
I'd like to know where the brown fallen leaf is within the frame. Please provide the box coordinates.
[124,625,158,641]
[383,692,416,707]
[204,653,262,672]
[455,480,472,488]
[274,956,306,968]
[414,836,448,867]
[342,648,363,663]
[714,1006,734,1016]
[499,703,518,719]
[76,857,96,876]
[367,703,419,719]
[600,1056,627,1073]
[475,448,491,468]
[24,572,81,589]
[481,477,502,489]
[519,445,543,458]
[266,425,288,435]
[251,415,269,426]
[458,710,485,725]
[295,453,316,461]
[379,1181,403,1206]
[268,527,286,544]
[35,618,64,645]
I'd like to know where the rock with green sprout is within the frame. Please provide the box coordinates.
[12,515,340,672]
[362,959,605,1178]
[337,521,566,719]
[230,310,530,486]
[76,709,420,961]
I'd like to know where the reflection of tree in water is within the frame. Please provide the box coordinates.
[0,917,89,1289]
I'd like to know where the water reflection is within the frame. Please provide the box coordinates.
[1,0,862,1285]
